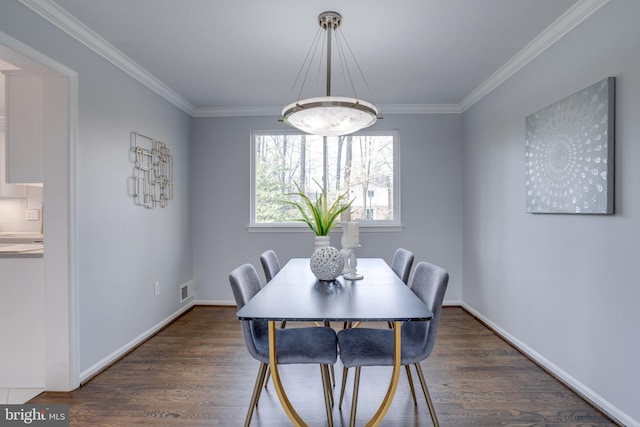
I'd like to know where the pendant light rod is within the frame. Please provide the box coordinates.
[326,19,331,96]
[319,11,341,96]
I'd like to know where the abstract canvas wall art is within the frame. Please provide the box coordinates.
[525,77,615,214]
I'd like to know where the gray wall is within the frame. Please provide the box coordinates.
[462,0,640,423]
[191,114,464,303]
[4,0,637,423]
[0,1,193,376]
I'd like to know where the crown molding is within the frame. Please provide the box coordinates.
[380,104,463,115]
[191,103,463,118]
[192,105,282,118]
[17,0,195,116]
[459,0,610,112]
[18,0,608,118]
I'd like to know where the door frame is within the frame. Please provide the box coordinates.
[0,30,79,391]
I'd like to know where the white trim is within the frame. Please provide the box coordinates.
[197,300,462,308]
[192,106,283,118]
[249,130,401,228]
[193,300,236,306]
[67,72,80,390]
[379,104,463,115]
[97,299,636,426]
[459,0,610,111]
[192,301,462,307]
[461,302,637,427]
[79,301,196,383]
[247,224,404,233]
[0,28,80,391]
[442,300,463,307]
[192,103,463,117]
[17,0,608,118]
[0,25,75,78]
[17,0,195,116]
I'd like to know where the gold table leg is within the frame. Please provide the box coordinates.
[363,320,402,427]
[267,320,401,427]
[268,321,308,427]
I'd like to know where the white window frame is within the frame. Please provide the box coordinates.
[249,129,402,232]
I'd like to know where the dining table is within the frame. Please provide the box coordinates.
[236,257,433,426]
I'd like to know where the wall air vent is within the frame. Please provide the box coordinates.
[180,281,193,303]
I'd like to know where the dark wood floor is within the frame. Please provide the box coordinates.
[30,306,617,426]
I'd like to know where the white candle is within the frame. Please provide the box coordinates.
[340,205,351,222]
[346,222,359,247]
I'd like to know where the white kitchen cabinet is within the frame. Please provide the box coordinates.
[0,132,26,198]
[0,257,45,388]
[3,72,44,184]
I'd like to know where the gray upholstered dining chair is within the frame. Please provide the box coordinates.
[391,247,414,284]
[259,250,334,386]
[229,263,338,427]
[337,261,449,427]
[259,249,281,282]
[259,250,285,329]
[388,248,414,329]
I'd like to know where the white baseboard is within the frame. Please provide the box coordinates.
[461,302,637,427]
[76,298,636,426]
[193,299,235,306]
[198,299,463,307]
[79,301,195,383]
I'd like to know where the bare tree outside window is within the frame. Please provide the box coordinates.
[253,132,397,226]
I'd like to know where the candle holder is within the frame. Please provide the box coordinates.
[342,246,363,280]
[341,221,363,279]
[340,222,350,274]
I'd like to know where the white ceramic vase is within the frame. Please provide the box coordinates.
[314,235,330,249]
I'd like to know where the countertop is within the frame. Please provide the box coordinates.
[0,233,44,258]
[0,232,44,243]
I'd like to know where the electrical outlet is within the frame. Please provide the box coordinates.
[154,281,160,296]
[25,209,40,221]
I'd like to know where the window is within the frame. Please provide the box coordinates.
[251,131,399,228]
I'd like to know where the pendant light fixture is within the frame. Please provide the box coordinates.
[282,11,380,137]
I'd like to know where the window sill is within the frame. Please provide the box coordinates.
[247,224,404,233]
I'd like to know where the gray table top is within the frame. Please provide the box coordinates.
[237,258,433,322]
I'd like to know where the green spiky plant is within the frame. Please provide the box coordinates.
[285,180,353,236]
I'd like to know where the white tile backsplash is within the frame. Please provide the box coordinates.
[0,187,43,233]
[0,199,23,231]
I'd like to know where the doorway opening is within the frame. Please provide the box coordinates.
[0,31,78,393]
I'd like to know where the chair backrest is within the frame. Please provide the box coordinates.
[403,261,449,360]
[259,250,281,282]
[229,263,269,363]
[391,248,414,284]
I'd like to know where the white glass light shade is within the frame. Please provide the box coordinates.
[282,96,378,137]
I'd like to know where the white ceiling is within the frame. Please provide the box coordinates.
[18,0,605,115]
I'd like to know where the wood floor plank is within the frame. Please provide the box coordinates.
[29,306,618,426]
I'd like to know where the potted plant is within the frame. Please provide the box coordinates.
[285,180,353,239]
[285,180,353,280]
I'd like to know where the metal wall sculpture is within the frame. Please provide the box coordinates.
[131,132,174,208]
[525,77,615,214]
